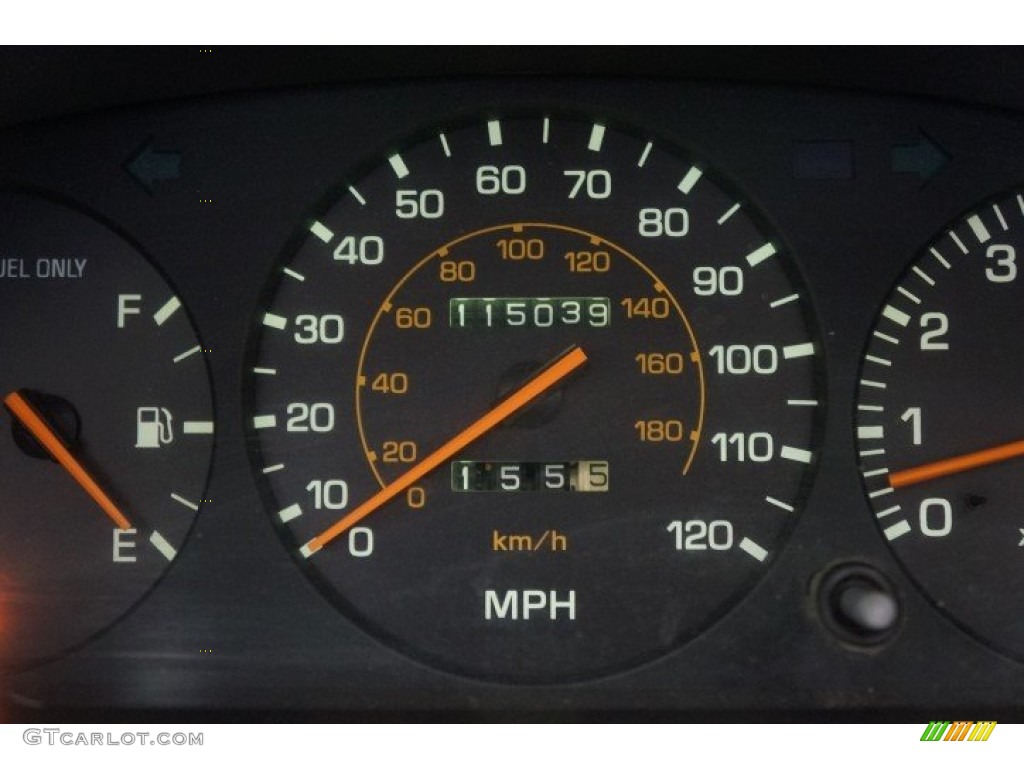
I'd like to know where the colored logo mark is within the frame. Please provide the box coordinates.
[921,721,997,742]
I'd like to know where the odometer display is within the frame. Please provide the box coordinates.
[247,116,821,681]
[449,296,611,329]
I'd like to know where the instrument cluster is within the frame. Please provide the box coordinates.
[1,56,1024,718]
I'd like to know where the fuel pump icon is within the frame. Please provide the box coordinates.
[135,407,174,449]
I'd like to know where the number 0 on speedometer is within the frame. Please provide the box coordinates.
[246,116,822,681]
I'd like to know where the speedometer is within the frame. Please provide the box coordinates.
[246,115,822,681]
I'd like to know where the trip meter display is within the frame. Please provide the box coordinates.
[246,116,822,681]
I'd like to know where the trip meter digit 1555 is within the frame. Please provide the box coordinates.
[246,116,822,681]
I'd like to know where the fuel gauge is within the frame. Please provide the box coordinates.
[0,190,214,667]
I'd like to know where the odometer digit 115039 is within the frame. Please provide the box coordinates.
[246,116,822,681]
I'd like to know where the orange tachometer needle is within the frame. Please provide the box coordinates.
[889,440,1024,489]
[301,345,588,558]
[4,390,132,530]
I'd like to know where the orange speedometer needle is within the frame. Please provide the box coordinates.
[4,390,132,530]
[301,345,588,558]
[889,440,1024,489]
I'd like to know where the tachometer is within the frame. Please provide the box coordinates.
[246,116,822,681]
[856,188,1024,661]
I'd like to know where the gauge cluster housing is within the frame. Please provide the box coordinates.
[1,47,1023,720]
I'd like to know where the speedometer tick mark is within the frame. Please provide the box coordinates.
[745,242,777,267]
[542,118,550,144]
[873,330,899,345]
[278,504,302,523]
[309,220,334,243]
[782,342,815,359]
[678,166,702,195]
[588,124,605,152]
[388,153,410,179]
[780,446,812,464]
[769,293,798,308]
[637,141,652,167]
[766,496,794,512]
[875,505,901,519]
[438,133,451,158]
[739,537,768,562]
[263,313,288,330]
[717,203,741,225]
[253,367,277,376]
[487,120,502,146]
[283,268,305,282]
[348,186,366,206]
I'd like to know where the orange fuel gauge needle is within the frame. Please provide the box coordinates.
[889,440,1024,489]
[301,345,588,558]
[4,390,132,530]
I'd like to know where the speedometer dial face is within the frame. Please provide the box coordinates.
[857,189,1024,661]
[247,116,822,681]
